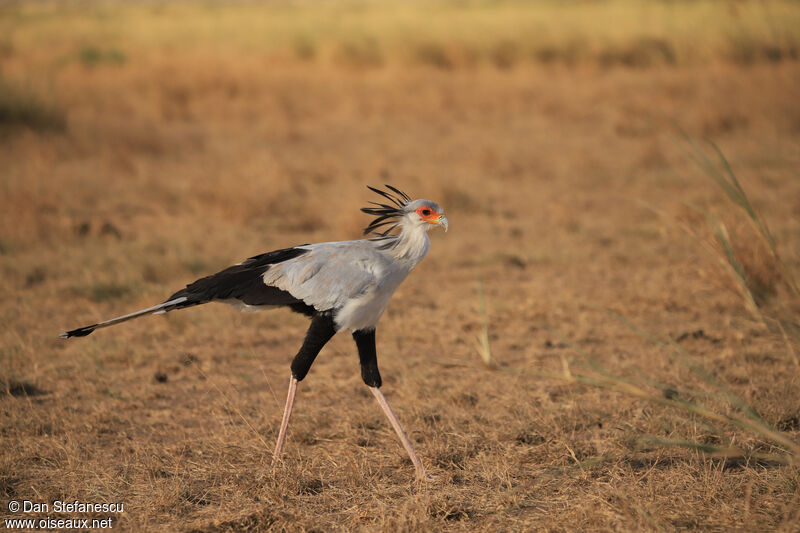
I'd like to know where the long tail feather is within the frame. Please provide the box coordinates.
[59,296,189,339]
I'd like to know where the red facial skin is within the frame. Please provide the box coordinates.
[416,206,440,223]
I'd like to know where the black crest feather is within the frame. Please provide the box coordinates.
[361,185,411,236]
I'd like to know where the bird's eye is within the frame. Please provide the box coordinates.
[421,209,431,216]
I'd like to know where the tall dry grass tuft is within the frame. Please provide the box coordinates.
[674,133,799,363]
[531,136,800,468]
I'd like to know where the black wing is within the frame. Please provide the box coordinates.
[61,246,317,339]
[165,246,315,314]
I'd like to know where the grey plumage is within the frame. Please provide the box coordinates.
[60,186,448,336]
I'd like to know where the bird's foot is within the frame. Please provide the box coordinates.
[415,470,439,483]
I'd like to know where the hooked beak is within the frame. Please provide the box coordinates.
[437,215,449,232]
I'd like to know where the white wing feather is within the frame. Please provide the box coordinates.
[262,232,430,331]
[263,240,388,312]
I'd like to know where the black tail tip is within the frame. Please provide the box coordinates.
[59,325,97,339]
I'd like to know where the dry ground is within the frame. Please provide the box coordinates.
[2,2,800,531]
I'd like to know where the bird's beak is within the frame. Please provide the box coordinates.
[437,215,449,232]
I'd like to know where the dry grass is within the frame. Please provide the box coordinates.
[0,73,65,133]
[2,1,800,531]
[2,0,800,71]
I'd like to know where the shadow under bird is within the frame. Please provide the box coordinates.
[60,185,448,481]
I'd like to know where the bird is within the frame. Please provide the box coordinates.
[60,185,448,481]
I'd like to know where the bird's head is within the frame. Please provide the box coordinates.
[405,199,449,233]
[361,185,449,236]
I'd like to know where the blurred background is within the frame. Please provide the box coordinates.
[2,1,800,530]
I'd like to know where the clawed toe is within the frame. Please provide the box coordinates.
[415,470,439,483]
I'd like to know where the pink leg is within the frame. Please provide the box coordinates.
[369,386,431,480]
[273,376,298,464]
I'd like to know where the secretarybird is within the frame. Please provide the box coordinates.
[60,185,448,480]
